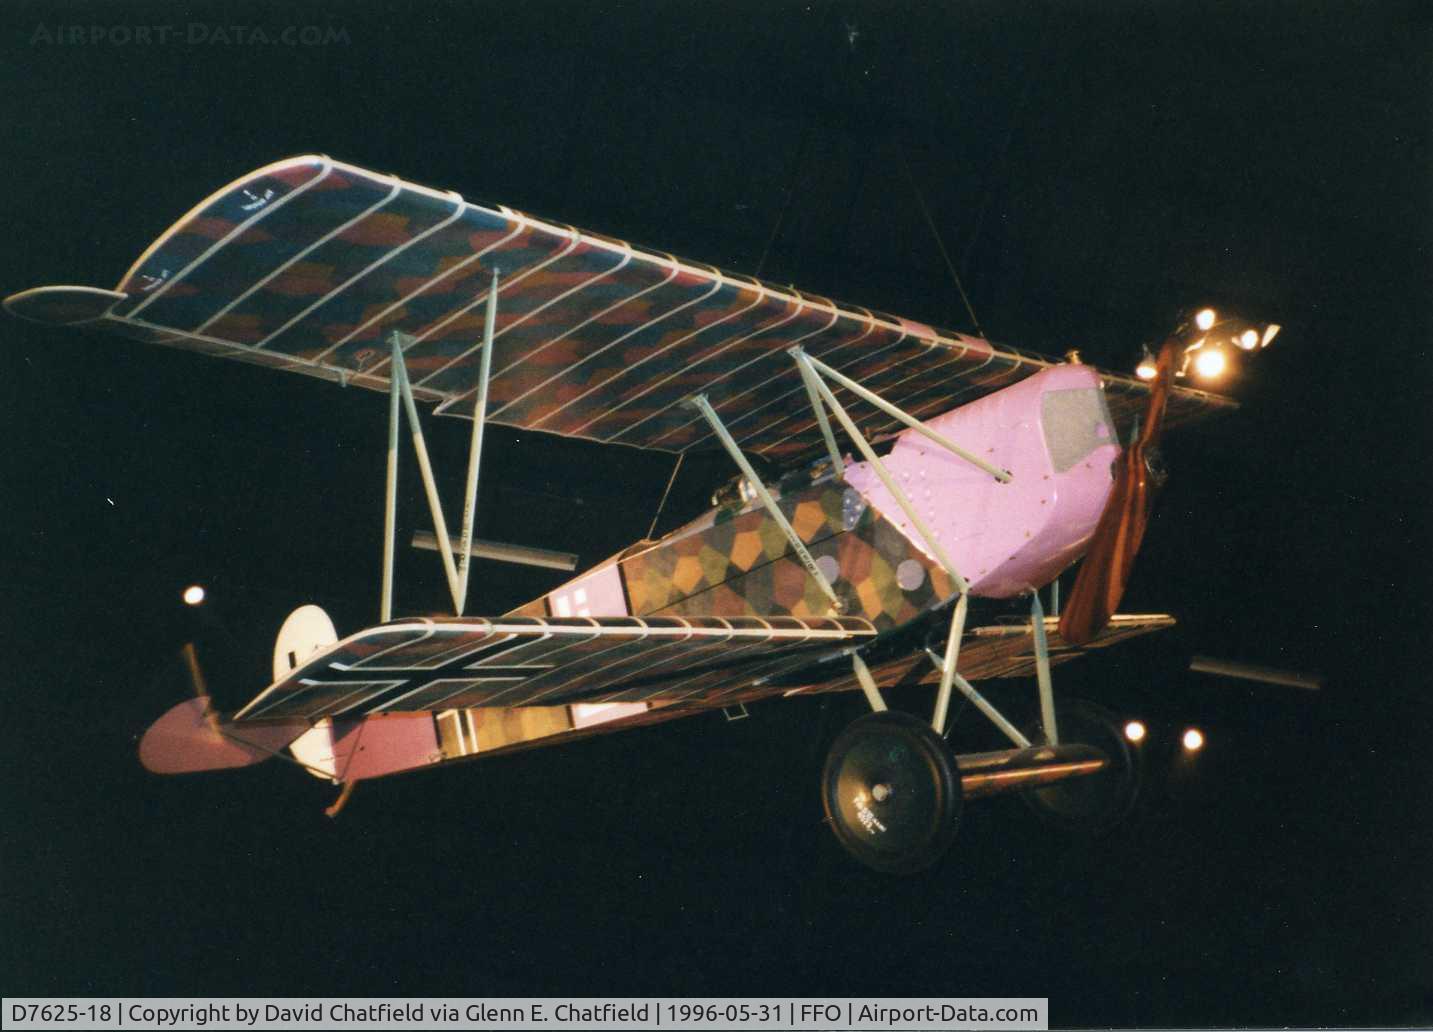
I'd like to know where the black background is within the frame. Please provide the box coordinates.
[2,1,1429,1025]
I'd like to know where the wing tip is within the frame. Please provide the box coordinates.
[114,154,333,297]
[3,285,127,326]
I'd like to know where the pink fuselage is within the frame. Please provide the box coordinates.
[267,363,1121,784]
[541,361,1121,623]
[841,362,1120,598]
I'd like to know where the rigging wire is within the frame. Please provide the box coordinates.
[645,451,684,541]
[896,141,986,339]
[755,126,815,280]
[959,18,1050,281]
[754,0,844,280]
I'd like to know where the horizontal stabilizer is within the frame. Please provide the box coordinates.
[139,698,308,774]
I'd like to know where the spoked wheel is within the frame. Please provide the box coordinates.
[821,710,963,874]
[1022,698,1140,835]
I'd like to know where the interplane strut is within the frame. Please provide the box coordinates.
[381,271,500,619]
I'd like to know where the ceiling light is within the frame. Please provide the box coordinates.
[1193,348,1227,380]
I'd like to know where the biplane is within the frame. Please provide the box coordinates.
[6,156,1277,872]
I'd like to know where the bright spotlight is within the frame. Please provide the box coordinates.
[1237,328,1260,351]
[1261,323,1281,348]
[1136,357,1158,380]
[182,584,206,606]
[1195,307,1216,331]
[1123,719,1147,743]
[1193,348,1227,380]
[1182,727,1205,752]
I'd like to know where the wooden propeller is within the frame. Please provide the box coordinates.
[1058,337,1182,646]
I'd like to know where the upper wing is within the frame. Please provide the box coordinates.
[234,613,876,722]
[4,155,1234,466]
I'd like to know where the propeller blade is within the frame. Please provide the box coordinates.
[179,640,222,733]
[1059,338,1180,645]
[140,641,309,774]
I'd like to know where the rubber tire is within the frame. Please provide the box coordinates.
[1021,698,1140,835]
[822,710,963,874]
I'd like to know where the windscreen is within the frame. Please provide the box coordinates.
[1041,386,1120,474]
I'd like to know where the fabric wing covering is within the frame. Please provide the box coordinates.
[5,155,1233,467]
[234,614,877,721]
[233,612,1173,723]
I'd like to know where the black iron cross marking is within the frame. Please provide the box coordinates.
[316,645,558,715]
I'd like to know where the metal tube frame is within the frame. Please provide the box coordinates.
[689,393,841,612]
[930,592,967,735]
[392,334,463,610]
[851,652,888,713]
[797,360,845,476]
[799,350,1012,483]
[381,274,499,620]
[791,347,1042,743]
[920,652,1032,749]
[380,335,401,622]
[1031,590,1059,744]
[957,673,1032,748]
[792,349,968,592]
[455,270,499,613]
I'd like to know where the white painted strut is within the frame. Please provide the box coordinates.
[792,349,845,476]
[787,348,1036,744]
[391,338,463,612]
[690,393,841,612]
[951,669,1032,749]
[793,349,969,594]
[1031,590,1059,744]
[799,350,1012,483]
[380,334,401,623]
[930,592,969,735]
[379,275,501,619]
[851,652,888,713]
[923,644,1033,749]
[455,270,499,614]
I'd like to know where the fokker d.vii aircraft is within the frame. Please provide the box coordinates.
[7,156,1277,872]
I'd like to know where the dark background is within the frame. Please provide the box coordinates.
[2,1,1429,1026]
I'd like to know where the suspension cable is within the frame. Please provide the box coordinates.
[896,141,985,339]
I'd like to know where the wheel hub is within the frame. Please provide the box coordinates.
[822,710,963,874]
